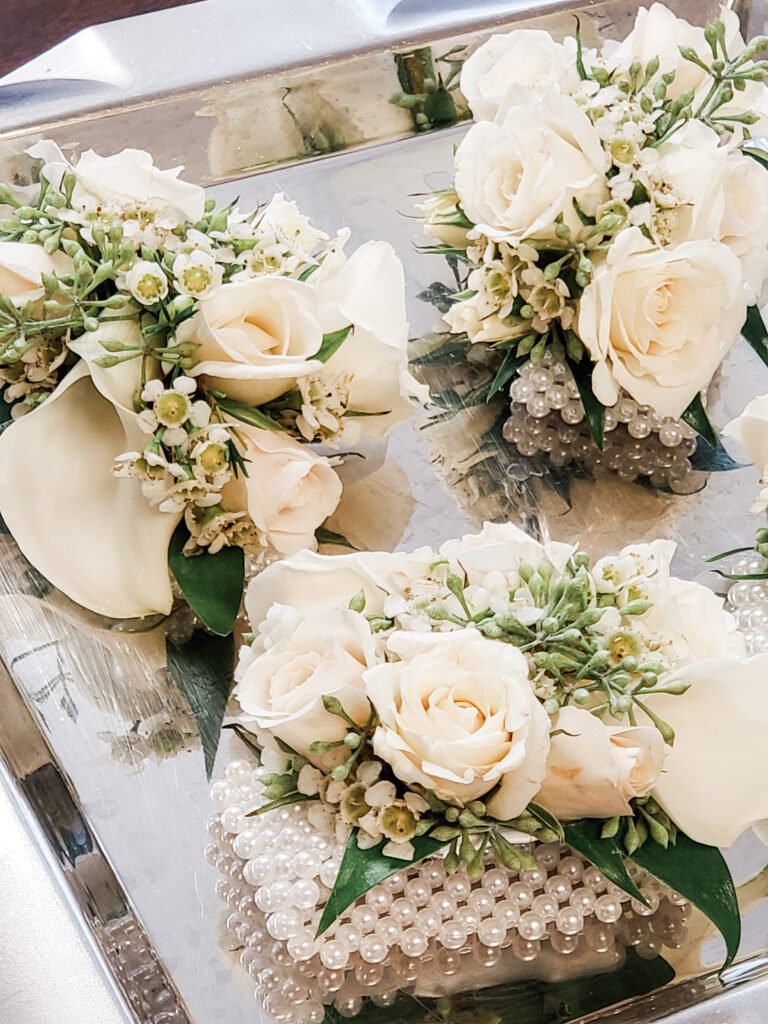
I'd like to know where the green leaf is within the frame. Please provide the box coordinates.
[689,435,744,473]
[706,546,756,563]
[247,792,317,816]
[487,349,527,401]
[742,304,768,369]
[564,819,646,903]
[168,521,244,636]
[215,396,283,431]
[630,830,740,969]
[681,392,717,447]
[166,629,234,779]
[527,802,564,840]
[316,832,451,936]
[745,146,768,172]
[312,325,352,363]
[315,526,358,550]
[566,353,605,450]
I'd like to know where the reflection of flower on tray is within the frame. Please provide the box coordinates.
[417,4,768,485]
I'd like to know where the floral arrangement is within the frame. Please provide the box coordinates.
[231,521,768,963]
[420,4,768,451]
[0,142,425,628]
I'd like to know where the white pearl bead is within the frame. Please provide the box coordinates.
[336,923,362,952]
[400,927,428,958]
[508,882,534,909]
[390,897,417,926]
[532,893,558,922]
[404,878,431,906]
[429,893,457,920]
[359,933,388,964]
[444,873,471,901]
[438,920,467,950]
[556,907,584,935]
[477,918,505,947]
[545,874,572,903]
[468,888,494,917]
[594,893,623,924]
[365,886,393,914]
[319,940,349,971]
[350,905,378,934]
[492,899,519,929]
[374,916,402,944]
[415,907,442,938]
[518,911,546,941]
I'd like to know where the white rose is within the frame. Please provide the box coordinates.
[438,521,576,585]
[183,276,325,406]
[645,654,768,846]
[454,86,608,244]
[221,423,342,555]
[654,123,768,301]
[0,241,73,303]
[460,30,586,122]
[723,393,768,478]
[578,226,747,418]
[536,707,665,819]
[313,241,428,436]
[28,140,205,224]
[363,630,550,817]
[601,3,712,100]
[235,605,375,766]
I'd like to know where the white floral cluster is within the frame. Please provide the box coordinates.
[0,144,426,620]
[234,523,765,867]
[424,4,768,420]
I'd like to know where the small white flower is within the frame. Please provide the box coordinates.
[325,779,348,804]
[357,810,383,838]
[125,260,169,306]
[403,792,430,814]
[174,250,222,299]
[173,375,197,395]
[356,829,381,850]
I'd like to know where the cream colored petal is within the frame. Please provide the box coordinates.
[647,655,768,847]
[0,363,179,618]
[68,312,153,417]
[723,393,768,476]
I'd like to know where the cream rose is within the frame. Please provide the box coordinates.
[0,241,73,303]
[578,226,748,418]
[536,706,665,819]
[654,123,768,301]
[235,605,375,765]
[645,654,768,846]
[454,86,608,244]
[184,276,325,406]
[221,423,342,555]
[28,140,205,224]
[313,241,428,436]
[723,393,768,478]
[363,630,550,818]
[601,3,712,100]
[460,29,585,122]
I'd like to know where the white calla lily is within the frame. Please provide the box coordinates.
[68,313,152,413]
[0,241,73,302]
[646,655,768,847]
[0,361,179,618]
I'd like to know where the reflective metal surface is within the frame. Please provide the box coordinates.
[0,0,768,1021]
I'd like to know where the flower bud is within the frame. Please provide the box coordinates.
[348,589,366,613]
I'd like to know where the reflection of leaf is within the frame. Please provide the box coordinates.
[630,830,741,970]
[317,832,450,936]
[487,350,527,400]
[166,630,235,779]
[322,948,674,1024]
[689,435,743,472]
[416,281,457,314]
[563,819,645,902]
[168,522,244,637]
[409,338,469,367]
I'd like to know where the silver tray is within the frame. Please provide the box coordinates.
[1,1,768,1021]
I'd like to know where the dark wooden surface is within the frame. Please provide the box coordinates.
[0,0,201,77]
